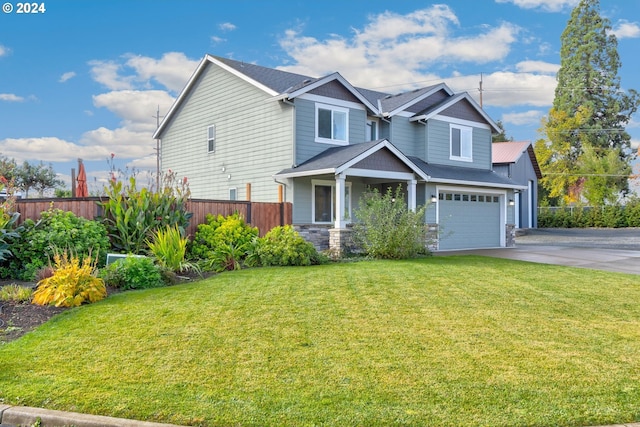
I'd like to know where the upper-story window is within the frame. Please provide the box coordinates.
[366,119,378,141]
[207,125,216,153]
[316,103,348,145]
[450,124,472,161]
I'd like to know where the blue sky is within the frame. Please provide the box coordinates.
[1,0,639,194]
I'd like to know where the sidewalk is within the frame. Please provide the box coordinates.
[0,405,187,427]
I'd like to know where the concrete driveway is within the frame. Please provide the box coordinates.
[437,228,640,275]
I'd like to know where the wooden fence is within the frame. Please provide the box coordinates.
[14,197,292,237]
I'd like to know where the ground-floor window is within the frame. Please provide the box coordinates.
[312,180,351,224]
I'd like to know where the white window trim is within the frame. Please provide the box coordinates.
[207,124,216,153]
[229,187,237,201]
[315,103,349,145]
[449,123,473,162]
[312,179,352,224]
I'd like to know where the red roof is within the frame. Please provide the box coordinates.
[492,141,542,179]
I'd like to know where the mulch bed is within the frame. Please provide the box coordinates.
[0,300,67,343]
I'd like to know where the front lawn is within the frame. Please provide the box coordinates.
[1,256,640,427]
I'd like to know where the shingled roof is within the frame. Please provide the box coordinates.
[492,141,542,179]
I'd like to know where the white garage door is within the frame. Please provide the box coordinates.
[438,191,502,250]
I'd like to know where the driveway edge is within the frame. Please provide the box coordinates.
[0,405,186,427]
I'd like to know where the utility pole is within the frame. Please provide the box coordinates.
[479,73,483,108]
[152,105,164,190]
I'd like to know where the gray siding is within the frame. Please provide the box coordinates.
[294,98,367,166]
[161,62,294,201]
[425,119,492,170]
[494,156,538,228]
[388,116,421,157]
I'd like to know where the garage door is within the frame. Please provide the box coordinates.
[438,191,501,250]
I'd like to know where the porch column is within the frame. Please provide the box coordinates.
[407,179,417,211]
[335,173,346,229]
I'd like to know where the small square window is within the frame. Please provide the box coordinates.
[454,194,461,201]
[445,193,452,201]
[462,194,469,201]
[478,195,485,202]
[470,195,477,202]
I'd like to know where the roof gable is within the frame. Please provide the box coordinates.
[492,141,542,179]
[409,93,500,133]
[274,139,430,181]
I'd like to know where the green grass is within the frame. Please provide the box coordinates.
[1,256,640,427]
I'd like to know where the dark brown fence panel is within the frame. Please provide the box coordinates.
[15,197,104,224]
[14,198,292,238]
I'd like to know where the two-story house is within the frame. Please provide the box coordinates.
[153,54,525,251]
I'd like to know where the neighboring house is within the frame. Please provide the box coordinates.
[492,141,542,229]
[154,54,525,251]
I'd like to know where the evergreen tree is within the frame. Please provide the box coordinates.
[538,0,639,206]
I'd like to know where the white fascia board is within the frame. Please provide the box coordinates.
[344,168,416,181]
[207,55,279,96]
[286,72,379,114]
[431,177,527,190]
[297,93,367,111]
[273,168,336,179]
[386,83,453,117]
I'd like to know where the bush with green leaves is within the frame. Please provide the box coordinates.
[100,255,164,290]
[147,225,199,275]
[253,225,324,267]
[0,208,110,280]
[99,172,192,254]
[189,212,258,264]
[352,185,430,259]
[538,201,640,229]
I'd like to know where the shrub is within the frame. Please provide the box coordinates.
[0,208,110,280]
[208,242,246,272]
[32,250,106,307]
[100,255,164,290]
[99,172,192,254]
[255,225,324,267]
[147,225,199,274]
[352,186,430,259]
[0,209,20,262]
[189,213,258,262]
[0,283,33,303]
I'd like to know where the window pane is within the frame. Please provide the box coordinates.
[344,186,351,219]
[315,185,332,222]
[451,128,461,157]
[461,128,472,158]
[333,111,347,141]
[318,109,332,139]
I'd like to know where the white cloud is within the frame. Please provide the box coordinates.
[612,20,640,39]
[79,127,156,159]
[219,22,236,32]
[0,137,111,162]
[89,60,135,90]
[92,90,176,132]
[515,60,560,74]
[124,52,199,93]
[277,5,520,92]
[0,93,24,102]
[494,0,579,12]
[90,52,198,94]
[59,71,76,83]
[211,36,226,44]
[0,44,8,57]
[502,110,546,126]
